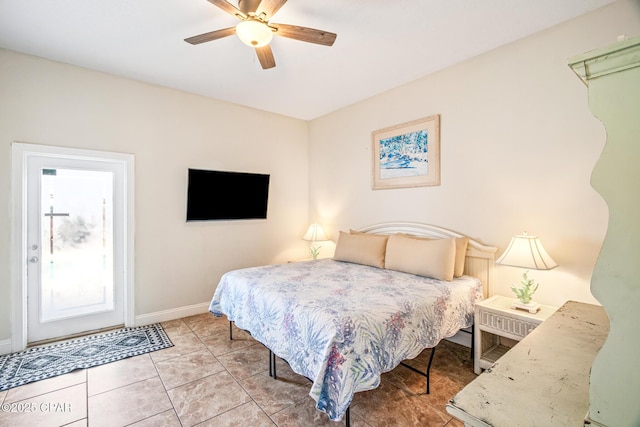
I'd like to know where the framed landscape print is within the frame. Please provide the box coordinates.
[371,114,440,190]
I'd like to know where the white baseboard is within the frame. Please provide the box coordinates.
[135,302,210,326]
[446,328,472,348]
[0,339,13,356]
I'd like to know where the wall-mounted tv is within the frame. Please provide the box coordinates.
[186,168,270,221]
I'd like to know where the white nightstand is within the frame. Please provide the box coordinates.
[474,295,558,374]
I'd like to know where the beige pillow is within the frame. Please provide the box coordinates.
[333,231,388,268]
[453,237,469,277]
[399,233,469,277]
[385,234,456,281]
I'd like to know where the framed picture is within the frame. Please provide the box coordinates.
[372,114,440,190]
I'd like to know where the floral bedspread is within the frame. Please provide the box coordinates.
[209,259,482,421]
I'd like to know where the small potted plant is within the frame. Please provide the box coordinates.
[511,271,538,304]
[510,271,541,313]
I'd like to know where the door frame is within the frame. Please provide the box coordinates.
[11,142,135,352]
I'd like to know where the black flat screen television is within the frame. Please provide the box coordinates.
[186,169,270,221]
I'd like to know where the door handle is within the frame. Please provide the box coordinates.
[29,256,39,263]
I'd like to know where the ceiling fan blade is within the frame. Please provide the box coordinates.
[271,23,336,46]
[185,27,236,45]
[256,0,287,19]
[255,45,276,69]
[206,0,246,20]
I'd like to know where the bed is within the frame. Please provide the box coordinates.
[209,222,496,423]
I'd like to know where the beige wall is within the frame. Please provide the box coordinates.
[308,0,640,308]
[0,49,310,342]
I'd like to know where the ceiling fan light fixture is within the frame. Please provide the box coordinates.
[236,19,273,47]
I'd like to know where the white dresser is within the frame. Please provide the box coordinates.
[447,301,609,427]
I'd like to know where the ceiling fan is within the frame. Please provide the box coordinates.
[185,0,337,69]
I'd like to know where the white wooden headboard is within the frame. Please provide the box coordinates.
[357,222,497,298]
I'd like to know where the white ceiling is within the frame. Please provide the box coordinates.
[0,0,615,120]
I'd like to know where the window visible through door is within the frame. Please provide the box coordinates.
[38,167,115,323]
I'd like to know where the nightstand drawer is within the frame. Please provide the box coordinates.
[480,311,538,338]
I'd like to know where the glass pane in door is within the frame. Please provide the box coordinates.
[39,168,114,322]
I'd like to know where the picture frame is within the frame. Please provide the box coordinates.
[371,114,440,190]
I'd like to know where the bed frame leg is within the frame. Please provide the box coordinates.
[229,322,280,381]
[268,350,277,379]
[273,351,277,379]
[399,346,437,394]
[265,349,348,425]
[471,323,475,361]
[425,346,436,394]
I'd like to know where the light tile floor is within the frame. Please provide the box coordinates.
[0,313,475,426]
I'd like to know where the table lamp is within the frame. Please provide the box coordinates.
[302,223,328,260]
[496,232,558,313]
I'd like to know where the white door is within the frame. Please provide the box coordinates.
[24,150,130,343]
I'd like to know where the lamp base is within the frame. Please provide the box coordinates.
[511,300,540,314]
[308,244,320,260]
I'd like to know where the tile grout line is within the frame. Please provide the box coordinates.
[189,318,305,426]
[84,369,88,426]
[3,376,86,405]
[171,328,260,426]
[148,351,181,427]
[164,322,255,426]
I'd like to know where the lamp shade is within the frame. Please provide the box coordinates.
[302,224,328,242]
[496,233,558,270]
[236,19,273,47]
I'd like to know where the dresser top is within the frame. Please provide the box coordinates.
[448,301,609,426]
